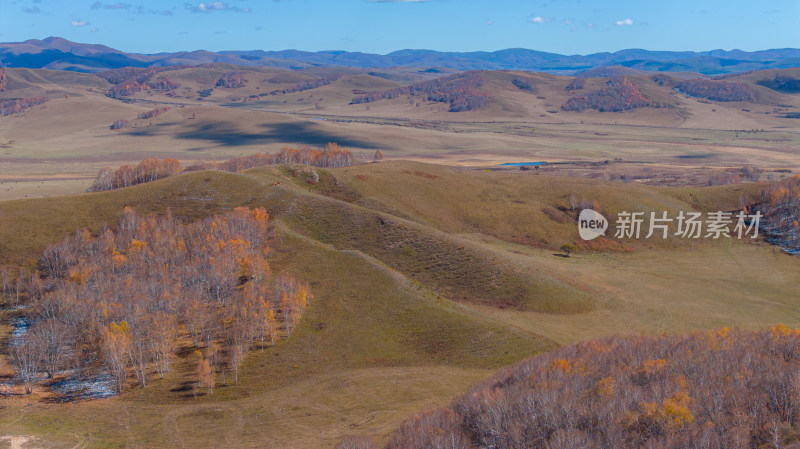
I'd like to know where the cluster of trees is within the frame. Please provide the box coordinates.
[351,71,488,112]
[97,66,187,98]
[706,167,760,186]
[216,71,246,88]
[137,106,170,120]
[675,79,756,102]
[147,77,181,91]
[565,78,586,91]
[268,74,344,96]
[10,207,310,394]
[88,144,359,192]
[96,67,151,84]
[0,68,6,92]
[562,77,651,112]
[758,175,800,251]
[89,157,181,191]
[0,97,48,116]
[369,327,800,449]
[110,119,130,130]
[651,74,673,87]
[707,172,744,186]
[711,71,756,81]
[512,77,534,91]
[758,75,800,93]
[213,143,356,171]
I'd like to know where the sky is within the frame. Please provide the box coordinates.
[1,0,798,55]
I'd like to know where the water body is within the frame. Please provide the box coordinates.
[498,162,547,167]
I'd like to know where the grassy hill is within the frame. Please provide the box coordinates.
[1,161,800,448]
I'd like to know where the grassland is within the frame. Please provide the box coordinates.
[1,161,800,448]
[2,66,800,201]
[2,63,800,447]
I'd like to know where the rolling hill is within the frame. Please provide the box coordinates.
[1,161,799,448]
[2,62,800,203]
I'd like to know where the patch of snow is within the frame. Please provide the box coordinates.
[50,373,118,401]
[9,316,29,346]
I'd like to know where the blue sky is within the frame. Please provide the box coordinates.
[1,0,798,54]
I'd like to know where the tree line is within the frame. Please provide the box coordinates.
[562,76,652,112]
[137,106,170,120]
[8,206,310,394]
[0,97,48,116]
[97,65,187,98]
[194,143,357,171]
[268,74,344,96]
[565,78,586,91]
[89,157,181,191]
[351,71,488,112]
[342,327,800,449]
[89,144,363,192]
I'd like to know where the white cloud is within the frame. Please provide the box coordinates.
[71,19,89,27]
[530,15,552,24]
[367,0,433,2]
[486,20,494,25]
[614,18,634,26]
[91,2,131,10]
[186,1,251,13]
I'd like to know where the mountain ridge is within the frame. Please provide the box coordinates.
[1,37,799,74]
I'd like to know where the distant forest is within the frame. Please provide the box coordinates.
[562,77,652,112]
[675,80,756,102]
[351,71,488,112]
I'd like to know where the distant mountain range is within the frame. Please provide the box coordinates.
[2,37,799,75]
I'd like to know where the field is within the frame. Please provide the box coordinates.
[1,63,800,448]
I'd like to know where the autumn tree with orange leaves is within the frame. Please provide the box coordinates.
[12,206,311,394]
[367,326,800,449]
